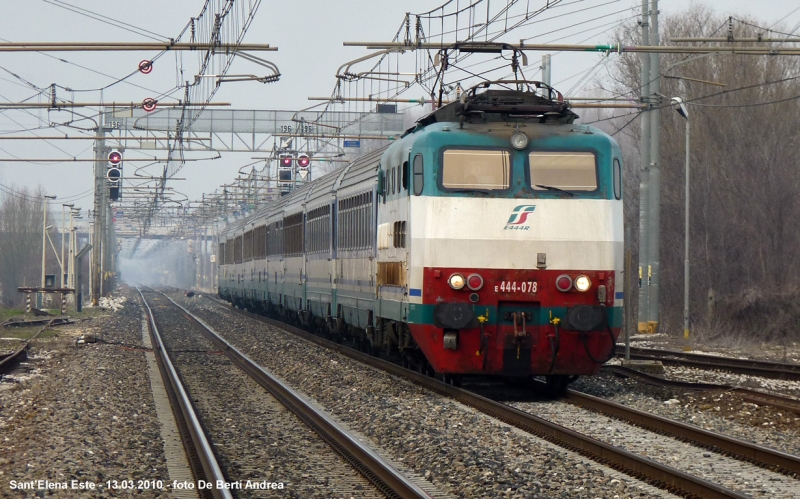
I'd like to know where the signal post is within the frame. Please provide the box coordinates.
[91,115,125,305]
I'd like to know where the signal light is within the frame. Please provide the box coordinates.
[297,154,310,169]
[106,168,121,183]
[107,149,122,167]
[555,274,573,292]
[107,167,122,201]
[280,155,293,168]
[466,274,484,290]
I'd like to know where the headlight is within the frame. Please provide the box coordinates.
[448,273,466,290]
[575,275,591,292]
[510,132,529,150]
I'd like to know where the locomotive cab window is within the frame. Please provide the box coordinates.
[441,149,511,191]
[412,154,424,196]
[528,152,597,191]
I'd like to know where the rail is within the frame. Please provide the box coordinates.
[157,291,433,499]
[616,346,800,381]
[562,379,800,475]
[606,364,800,415]
[137,289,233,499]
[203,295,751,499]
[0,319,54,376]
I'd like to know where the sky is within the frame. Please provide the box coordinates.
[1,0,798,228]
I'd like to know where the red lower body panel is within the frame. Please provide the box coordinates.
[411,267,619,376]
[409,323,618,376]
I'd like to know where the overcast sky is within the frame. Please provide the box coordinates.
[1,0,798,214]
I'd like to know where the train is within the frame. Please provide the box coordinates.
[218,81,624,392]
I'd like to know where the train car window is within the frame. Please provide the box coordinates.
[284,213,304,256]
[390,167,396,194]
[413,154,424,195]
[243,230,254,261]
[362,197,367,248]
[234,236,243,264]
[396,165,401,193]
[442,150,511,191]
[402,161,408,191]
[368,195,374,248]
[253,225,267,260]
[226,239,234,264]
[529,152,597,191]
[377,168,385,202]
[613,158,622,200]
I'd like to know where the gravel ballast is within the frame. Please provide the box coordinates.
[570,370,800,457]
[174,293,681,499]
[0,289,171,497]
[145,290,386,499]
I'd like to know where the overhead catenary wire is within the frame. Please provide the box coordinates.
[40,0,170,42]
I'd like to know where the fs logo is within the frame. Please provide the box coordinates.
[504,205,536,230]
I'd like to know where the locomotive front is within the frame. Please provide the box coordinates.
[399,85,624,385]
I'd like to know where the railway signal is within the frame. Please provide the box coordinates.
[280,155,293,168]
[107,149,122,167]
[297,154,310,169]
[107,149,123,201]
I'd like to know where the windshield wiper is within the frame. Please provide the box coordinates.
[535,184,574,197]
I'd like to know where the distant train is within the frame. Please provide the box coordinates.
[218,81,624,391]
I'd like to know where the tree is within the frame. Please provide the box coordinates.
[0,187,55,306]
[602,6,800,338]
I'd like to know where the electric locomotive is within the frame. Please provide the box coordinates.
[218,81,624,390]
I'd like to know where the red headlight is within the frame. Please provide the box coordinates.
[467,274,484,290]
[555,274,573,292]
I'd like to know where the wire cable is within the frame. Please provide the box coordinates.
[40,0,169,41]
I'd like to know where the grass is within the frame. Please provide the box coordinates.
[0,326,61,340]
[0,303,107,321]
[0,303,106,344]
[0,308,26,323]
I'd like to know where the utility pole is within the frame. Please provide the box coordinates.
[646,0,662,333]
[91,115,105,305]
[637,0,651,333]
[541,54,551,87]
[202,225,208,291]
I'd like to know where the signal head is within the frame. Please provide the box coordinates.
[297,154,310,169]
[107,149,122,167]
[280,155,293,168]
[106,168,121,183]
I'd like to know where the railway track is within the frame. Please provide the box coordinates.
[139,289,234,499]
[188,293,800,498]
[560,385,800,475]
[139,288,437,499]
[616,345,800,381]
[0,318,54,377]
[606,364,800,415]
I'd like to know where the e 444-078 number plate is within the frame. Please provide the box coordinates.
[495,281,537,293]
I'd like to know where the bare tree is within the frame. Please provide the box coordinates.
[0,187,56,306]
[603,6,800,339]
